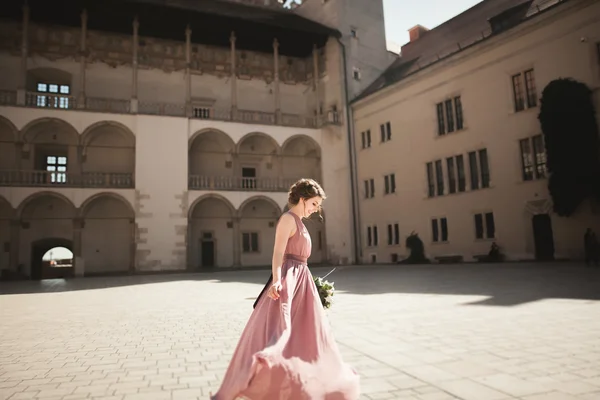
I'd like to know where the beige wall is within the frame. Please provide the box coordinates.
[352,0,600,263]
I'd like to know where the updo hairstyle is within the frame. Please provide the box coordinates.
[287,178,326,218]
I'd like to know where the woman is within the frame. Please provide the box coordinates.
[211,178,360,400]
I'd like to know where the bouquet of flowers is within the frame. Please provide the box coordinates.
[313,270,336,309]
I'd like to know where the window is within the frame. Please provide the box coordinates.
[519,135,546,181]
[431,217,448,243]
[242,232,259,253]
[512,69,537,112]
[426,162,435,197]
[474,212,495,240]
[380,122,391,142]
[353,67,361,80]
[46,155,67,183]
[360,130,371,149]
[241,167,256,189]
[468,149,490,190]
[36,82,71,109]
[387,223,400,246]
[434,160,444,196]
[366,225,378,247]
[456,155,466,192]
[350,29,357,38]
[446,157,456,194]
[384,173,396,194]
[364,178,375,198]
[436,96,464,135]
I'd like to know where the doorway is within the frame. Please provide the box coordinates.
[200,232,215,268]
[31,238,74,280]
[241,167,256,189]
[532,214,555,261]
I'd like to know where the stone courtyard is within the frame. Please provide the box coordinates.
[1,262,600,400]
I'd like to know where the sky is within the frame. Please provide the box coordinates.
[383,0,482,51]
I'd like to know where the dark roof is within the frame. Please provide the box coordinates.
[0,0,340,57]
[352,0,565,103]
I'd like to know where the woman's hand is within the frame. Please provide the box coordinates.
[267,280,282,300]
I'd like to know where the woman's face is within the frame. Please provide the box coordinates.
[302,196,323,217]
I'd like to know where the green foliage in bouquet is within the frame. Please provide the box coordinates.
[313,276,335,309]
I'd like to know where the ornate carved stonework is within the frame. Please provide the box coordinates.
[0,21,317,84]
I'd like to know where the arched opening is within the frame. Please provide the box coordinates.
[0,197,14,277]
[31,239,73,280]
[188,129,235,190]
[282,204,326,264]
[237,133,281,190]
[0,116,18,171]
[80,122,135,188]
[81,194,135,275]
[188,195,235,269]
[18,193,76,279]
[281,135,322,184]
[20,118,79,187]
[41,245,74,279]
[239,197,281,267]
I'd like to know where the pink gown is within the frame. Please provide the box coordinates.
[211,211,360,400]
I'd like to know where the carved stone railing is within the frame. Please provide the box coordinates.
[236,109,276,125]
[189,175,296,192]
[86,97,131,114]
[139,101,186,117]
[0,170,134,189]
[25,92,77,109]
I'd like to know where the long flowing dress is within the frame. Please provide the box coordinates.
[211,211,360,400]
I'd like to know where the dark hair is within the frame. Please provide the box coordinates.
[288,178,326,219]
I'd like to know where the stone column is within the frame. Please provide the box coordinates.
[185,25,192,117]
[9,219,20,273]
[273,38,281,124]
[312,45,321,120]
[233,217,241,267]
[17,4,29,106]
[131,16,139,113]
[72,217,84,277]
[78,9,87,109]
[230,31,237,120]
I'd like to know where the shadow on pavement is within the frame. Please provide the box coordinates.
[2,263,600,306]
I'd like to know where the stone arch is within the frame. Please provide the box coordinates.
[79,192,135,275]
[0,116,19,142]
[189,129,236,186]
[236,133,282,189]
[238,196,282,267]
[188,194,236,269]
[79,121,135,177]
[20,117,79,145]
[31,238,74,280]
[236,132,281,155]
[281,134,322,182]
[17,191,76,219]
[0,117,19,171]
[0,196,15,219]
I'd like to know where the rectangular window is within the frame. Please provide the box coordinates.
[524,69,537,108]
[36,82,71,109]
[242,232,259,253]
[468,151,479,190]
[532,134,546,178]
[385,122,391,141]
[454,96,464,130]
[520,135,546,181]
[373,225,378,246]
[446,157,456,194]
[445,99,455,133]
[474,212,495,239]
[367,226,379,246]
[46,155,67,184]
[512,73,525,112]
[436,103,445,135]
[426,162,435,197]
[456,155,466,192]
[364,178,375,198]
[384,173,396,194]
[387,223,400,245]
[361,130,371,149]
[387,224,393,245]
[519,138,534,181]
[431,217,448,243]
[512,69,537,112]
[241,167,256,189]
[394,223,399,245]
[435,159,444,196]
[478,149,490,188]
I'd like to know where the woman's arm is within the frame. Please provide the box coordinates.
[271,213,296,283]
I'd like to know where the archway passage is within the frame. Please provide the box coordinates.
[19,193,76,279]
[81,122,136,188]
[188,196,235,269]
[81,194,135,275]
[281,135,322,184]
[237,133,280,190]
[31,239,73,280]
[239,197,281,267]
[189,130,235,190]
[0,117,18,171]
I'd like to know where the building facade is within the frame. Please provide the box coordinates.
[351,0,600,264]
[0,0,391,279]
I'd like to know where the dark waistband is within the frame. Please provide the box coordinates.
[284,254,308,264]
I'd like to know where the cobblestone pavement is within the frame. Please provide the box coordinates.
[2,262,600,400]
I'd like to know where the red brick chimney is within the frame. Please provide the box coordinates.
[408,25,429,42]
